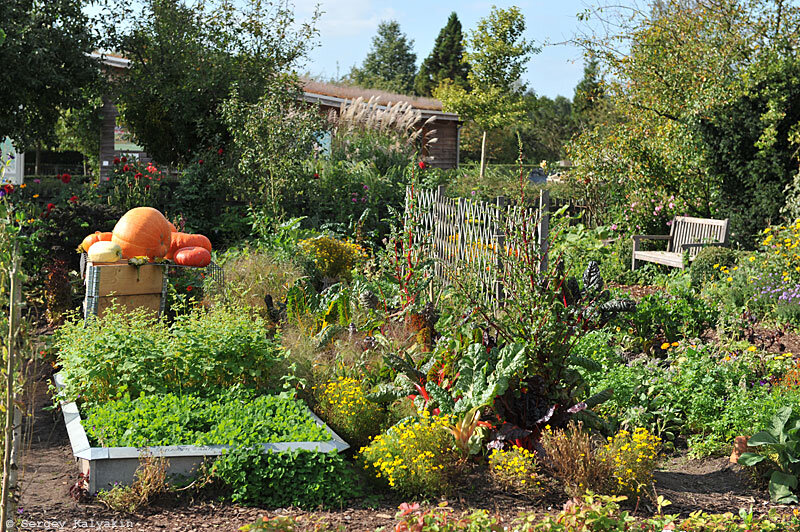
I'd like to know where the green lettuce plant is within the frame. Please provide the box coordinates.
[739,406,800,504]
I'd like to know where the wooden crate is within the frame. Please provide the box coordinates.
[84,260,167,319]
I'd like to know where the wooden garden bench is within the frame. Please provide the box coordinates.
[631,216,729,270]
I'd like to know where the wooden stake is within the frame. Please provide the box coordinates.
[1,244,20,532]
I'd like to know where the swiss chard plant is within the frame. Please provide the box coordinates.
[739,406,800,504]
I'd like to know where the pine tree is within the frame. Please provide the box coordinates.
[572,57,604,129]
[349,20,417,94]
[414,12,469,97]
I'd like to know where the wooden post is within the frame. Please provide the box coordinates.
[538,190,550,274]
[494,196,506,305]
[1,245,21,532]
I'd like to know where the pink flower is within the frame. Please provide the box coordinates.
[146,164,157,174]
[398,502,420,517]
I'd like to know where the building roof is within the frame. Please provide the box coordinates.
[302,80,459,121]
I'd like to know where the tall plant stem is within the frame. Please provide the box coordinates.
[0,243,20,532]
[479,130,488,179]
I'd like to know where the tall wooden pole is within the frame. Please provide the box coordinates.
[1,244,20,532]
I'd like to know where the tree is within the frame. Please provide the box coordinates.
[572,57,605,130]
[414,12,469,97]
[567,0,800,240]
[434,6,537,178]
[0,0,98,150]
[349,20,417,94]
[103,0,319,166]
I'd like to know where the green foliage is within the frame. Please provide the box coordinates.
[697,56,800,248]
[414,13,468,97]
[173,148,249,247]
[348,20,417,94]
[691,246,739,287]
[572,57,607,131]
[312,377,386,451]
[84,389,329,447]
[222,80,326,217]
[212,446,356,508]
[630,286,717,344]
[434,6,537,173]
[359,413,457,497]
[739,406,800,504]
[99,157,169,212]
[0,0,99,149]
[103,0,319,165]
[56,306,284,405]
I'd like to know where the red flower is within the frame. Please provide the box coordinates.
[145,184,151,191]
[46,203,55,211]
[198,159,204,165]
[146,164,157,174]
[121,156,127,163]
[113,157,121,165]
[186,285,193,292]
[217,148,223,155]
[134,172,143,180]
[418,161,426,169]
[68,195,79,204]
[122,164,130,172]
[313,173,319,179]
[61,173,72,184]
[2,184,13,195]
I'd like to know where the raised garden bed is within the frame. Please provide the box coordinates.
[54,372,349,493]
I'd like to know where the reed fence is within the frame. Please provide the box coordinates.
[406,185,551,304]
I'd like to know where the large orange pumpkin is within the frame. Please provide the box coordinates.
[167,221,177,232]
[166,232,212,260]
[98,231,113,241]
[174,246,211,267]
[112,207,172,259]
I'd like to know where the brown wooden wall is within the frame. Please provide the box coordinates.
[98,98,151,178]
[424,119,458,169]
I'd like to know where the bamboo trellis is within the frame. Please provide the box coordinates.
[406,185,550,304]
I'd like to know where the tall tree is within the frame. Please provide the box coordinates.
[349,20,417,94]
[414,12,469,97]
[572,56,605,129]
[0,0,98,150]
[434,6,537,177]
[103,0,319,166]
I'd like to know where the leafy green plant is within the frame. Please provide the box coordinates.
[56,305,284,405]
[691,246,739,287]
[212,446,356,508]
[84,390,329,447]
[739,406,800,503]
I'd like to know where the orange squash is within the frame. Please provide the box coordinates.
[80,231,114,253]
[111,207,172,259]
[174,246,211,267]
[80,231,102,253]
[166,232,212,260]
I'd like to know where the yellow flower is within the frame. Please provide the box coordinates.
[661,342,671,350]
[747,346,757,352]
[33,194,39,198]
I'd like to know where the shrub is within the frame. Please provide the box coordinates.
[298,235,367,283]
[97,453,169,513]
[99,157,170,212]
[56,306,284,404]
[539,421,611,497]
[391,503,504,531]
[212,446,356,508]
[488,446,541,494]
[601,427,661,498]
[204,246,305,320]
[359,413,457,497]
[312,377,386,451]
[84,390,330,447]
[691,246,739,287]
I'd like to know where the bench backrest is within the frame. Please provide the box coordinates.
[668,216,729,257]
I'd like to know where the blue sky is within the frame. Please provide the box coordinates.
[291,0,597,99]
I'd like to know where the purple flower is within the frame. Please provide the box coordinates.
[363,184,369,190]
[33,178,41,184]
[0,190,5,198]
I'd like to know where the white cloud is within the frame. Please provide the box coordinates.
[293,0,396,38]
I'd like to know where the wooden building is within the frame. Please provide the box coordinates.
[302,80,461,169]
[94,54,461,172]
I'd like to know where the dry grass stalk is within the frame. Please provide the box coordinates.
[332,96,438,150]
[540,420,612,498]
